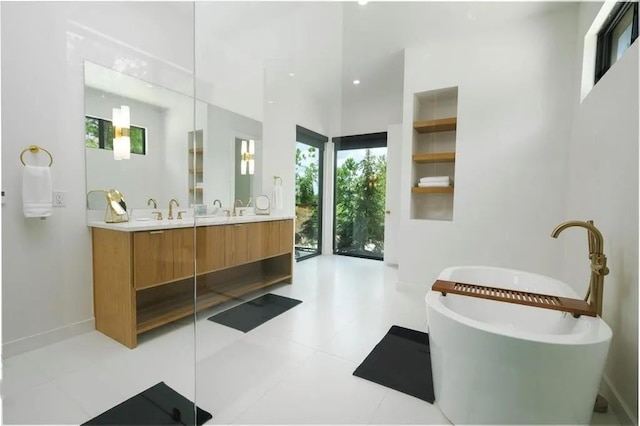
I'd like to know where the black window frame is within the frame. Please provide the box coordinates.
[85,115,147,155]
[295,125,327,262]
[595,1,638,84]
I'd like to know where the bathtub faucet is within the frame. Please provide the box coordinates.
[551,220,609,317]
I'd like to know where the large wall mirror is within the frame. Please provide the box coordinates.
[83,61,262,213]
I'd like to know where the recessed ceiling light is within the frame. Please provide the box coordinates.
[358,0,368,5]
[353,80,361,85]
[268,100,275,104]
[289,72,295,77]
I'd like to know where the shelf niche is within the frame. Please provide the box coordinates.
[411,86,458,221]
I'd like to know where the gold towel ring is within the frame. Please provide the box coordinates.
[273,176,283,185]
[20,145,53,167]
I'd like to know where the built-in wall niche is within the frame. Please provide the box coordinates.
[411,86,458,221]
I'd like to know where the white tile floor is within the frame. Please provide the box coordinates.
[1,255,622,425]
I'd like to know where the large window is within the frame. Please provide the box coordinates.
[295,126,327,261]
[333,132,387,261]
[595,1,638,83]
[85,115,146,155]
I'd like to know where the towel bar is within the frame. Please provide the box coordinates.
[432,279,596,317]
[20,145,53,167]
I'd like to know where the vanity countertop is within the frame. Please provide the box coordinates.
[87,213,295,232]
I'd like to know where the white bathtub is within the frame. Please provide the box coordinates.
[425,266,612,425]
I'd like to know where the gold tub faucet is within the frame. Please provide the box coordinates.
[551,220,609,316]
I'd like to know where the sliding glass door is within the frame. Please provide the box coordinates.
[295,126,327,261]
[333,133,387,260]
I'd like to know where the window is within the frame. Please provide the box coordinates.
[85,115,146,155]
[595,1,638,83]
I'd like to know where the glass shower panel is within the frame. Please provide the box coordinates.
[1,2,198,424]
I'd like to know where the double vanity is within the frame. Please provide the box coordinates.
[89,215,294,348]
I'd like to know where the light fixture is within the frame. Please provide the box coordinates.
[358,0,368,5]
[289,72,295,77]
[241,139,255,175]
[353,79,361,85]
[112,105,130,160]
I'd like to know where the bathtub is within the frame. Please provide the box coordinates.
[425,266,612,425]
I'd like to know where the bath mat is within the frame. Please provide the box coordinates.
[207,293,302,332]
[82,382,212,425]
[353,325,434,403]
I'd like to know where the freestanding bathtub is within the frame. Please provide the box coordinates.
[425,266,612,425]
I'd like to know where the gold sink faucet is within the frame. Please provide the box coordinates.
[213,199,222,208]
[168,198,179,220]
[147,198,157,209]
[551,220,609,316]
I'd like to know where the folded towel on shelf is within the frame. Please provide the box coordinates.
[23,165,52,218]
[418,182,452,188]
[419,176,451,183]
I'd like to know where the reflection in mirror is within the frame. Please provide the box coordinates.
[83,61,262,213]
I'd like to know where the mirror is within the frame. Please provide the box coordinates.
[83,61,262,213]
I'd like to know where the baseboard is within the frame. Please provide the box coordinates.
[600,374,637,425]
[2,318,95,359]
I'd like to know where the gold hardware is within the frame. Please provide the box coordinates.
[235,199,244,208]
[104,189,129,223]
[273,176,283,185]
[222,209,231,217]
[20,145,53,167]
[147,198,157,209]
[168,198,179,220]
[152,211,163,220]
[213,199,222,208]
[149,230,164,234]
[551,220,609,317]
[177,211,187,220]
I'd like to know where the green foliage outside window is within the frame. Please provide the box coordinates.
[84,116,146,155]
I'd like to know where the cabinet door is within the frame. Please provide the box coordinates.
[172,228,195,281]
[264,221,281,258]
[134,230,174,289]
[196,225,225,274]
[279,220,294,254]
[224,224,249,267]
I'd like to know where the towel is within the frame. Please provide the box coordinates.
[23,165,52,218]
[418,182,452,188]
[419,176,451,183]
[272,184,283,210]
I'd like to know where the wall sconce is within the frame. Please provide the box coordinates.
[241,139,255,175]
[112,105,130,160]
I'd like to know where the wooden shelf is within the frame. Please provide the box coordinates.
[412,186,454,194]
[414,117,457,134]
[189,148,203,154]
[413,152,456,163]
[136,272,292,333]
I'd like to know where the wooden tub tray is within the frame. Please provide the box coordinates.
[432,280,596,318]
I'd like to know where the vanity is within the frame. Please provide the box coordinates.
[89,216,294,348]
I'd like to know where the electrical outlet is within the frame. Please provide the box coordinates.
[53,190,66,207]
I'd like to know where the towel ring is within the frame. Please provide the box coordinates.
[273,176,283,185]
[20,145,53,167]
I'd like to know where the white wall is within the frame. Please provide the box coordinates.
[562,4,639,423]
[398,5,579,286]
[1,1,195,355]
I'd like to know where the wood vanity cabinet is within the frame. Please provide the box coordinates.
[91,219,294,348]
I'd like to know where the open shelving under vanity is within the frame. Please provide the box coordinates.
[90,217,294,348]
[411,87,459,221]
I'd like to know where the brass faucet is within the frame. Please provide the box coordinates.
[235,199,244,207]
[213,199,222,208]
[168,198,179,220]
[551,220,609,316]
[147,198,157,209]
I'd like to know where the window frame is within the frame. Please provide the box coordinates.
[85,115,147,155]
[594,1,638,84]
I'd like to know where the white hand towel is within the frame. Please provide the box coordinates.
[272,184,283,210]
[418,182,452,188]
[419,176,450,183]
[22,165,52,218]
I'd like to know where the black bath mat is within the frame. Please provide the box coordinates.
[82,382,212,425]
[207,293,302,332]
[353,325,434,403]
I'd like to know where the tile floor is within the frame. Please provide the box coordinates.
[1,255,622,425]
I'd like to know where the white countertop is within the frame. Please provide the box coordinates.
[87,213,294,232]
